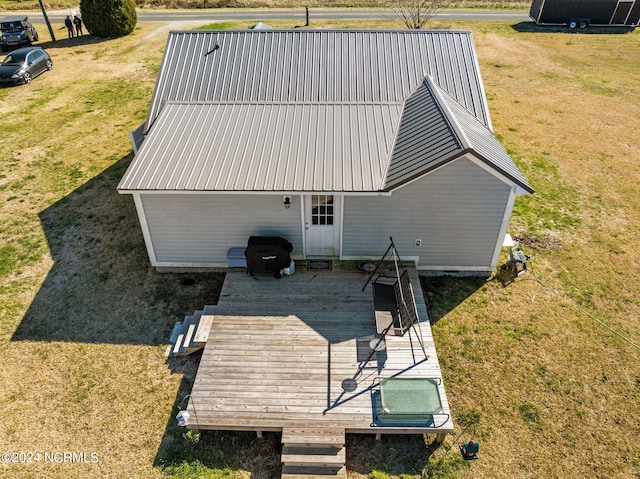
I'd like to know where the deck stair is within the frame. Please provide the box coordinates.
[281,427,346,478]
[165,306,215,357]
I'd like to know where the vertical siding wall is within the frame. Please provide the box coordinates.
[342,158,512,270]
[141,194,302,265]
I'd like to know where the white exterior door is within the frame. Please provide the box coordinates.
[305,195,341,257]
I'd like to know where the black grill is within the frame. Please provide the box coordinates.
[244,236,293,278]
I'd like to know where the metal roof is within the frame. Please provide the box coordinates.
[146,30,490,130]
[429,78,534,193]
[119,101,401,192]
[119,30,532,194]
[385,77,533,193]
[385,80,462,190]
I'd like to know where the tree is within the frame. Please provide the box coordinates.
[390,0,440,30]
[80,0,137,38]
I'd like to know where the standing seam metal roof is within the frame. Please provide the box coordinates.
[146,30,490,130]
[385,80,462,190]
[120,101,402,192]
[118,30,532,194]
[428,78,534,193]
[384,77,533,193]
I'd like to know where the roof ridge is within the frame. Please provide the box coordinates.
[425,77,534,194]
[165,100,403,106]
[423,76,474,151]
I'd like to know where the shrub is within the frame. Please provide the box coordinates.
[80,0,137,38]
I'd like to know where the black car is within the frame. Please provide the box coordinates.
[0,15,39,52]
[0,47,52,85]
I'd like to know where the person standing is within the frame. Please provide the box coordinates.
[73,15,83,36]
[64,16,74,39]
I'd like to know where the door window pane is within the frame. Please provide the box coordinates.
[311,195,334,226]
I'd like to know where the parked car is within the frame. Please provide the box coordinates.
[0,15,39,52]
[0,47,52,86]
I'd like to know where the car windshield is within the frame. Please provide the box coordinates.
[2,53,26,65]
[1,21,23,32]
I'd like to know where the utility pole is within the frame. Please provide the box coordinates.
[37,0,56,42]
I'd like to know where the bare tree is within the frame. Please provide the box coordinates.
[390,0,440,29]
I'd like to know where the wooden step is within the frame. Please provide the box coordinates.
[281,465,346,478]
[164,343,173,358]
[194,314,214,345]
[166,308,214,357]
[182,322,198,350]
[165,322,184,357]
[182,310,202,331]
[282,427,345,447]
[281,445,345,467]
[171,315,194,356]
[175,313,204,356]
[169,321,183,344]
[172,332,186,355]
[281,428,346,478]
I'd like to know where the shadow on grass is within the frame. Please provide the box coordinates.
[155,355,283,477]
[35,33,112,50]
[421,276,486,325]
[12,153,225,345]
[0,35,110,55]
[511,21,636,33]
[156,404,453,479]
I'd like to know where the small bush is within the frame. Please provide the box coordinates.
[80,0,137,38]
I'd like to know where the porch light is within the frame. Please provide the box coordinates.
[283,196,291,209]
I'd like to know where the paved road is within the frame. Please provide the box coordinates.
[25,8,530,26]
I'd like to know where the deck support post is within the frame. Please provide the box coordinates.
[375,433,382,441]
[256,431,263,439]
[435,433,448,444]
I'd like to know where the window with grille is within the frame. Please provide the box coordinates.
[311,195,334,226]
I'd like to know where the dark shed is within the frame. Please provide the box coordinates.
[530,0,640,27]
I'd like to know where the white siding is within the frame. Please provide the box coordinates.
[342,157,512,270]
[141,194,302,265]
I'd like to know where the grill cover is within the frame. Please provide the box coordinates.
[245,236,293,277]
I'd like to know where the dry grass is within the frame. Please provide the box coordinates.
[426,21,640,479]
[0,16,639,479]
[0,23,224,479]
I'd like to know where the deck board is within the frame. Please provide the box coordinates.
[187,268,453,436]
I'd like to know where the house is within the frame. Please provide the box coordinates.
[118,29,533,273]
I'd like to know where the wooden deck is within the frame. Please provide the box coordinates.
[186,266,453,437]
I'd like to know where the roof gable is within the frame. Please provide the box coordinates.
[385,77,533,193]
[429,79,534,193]
[385,80,462,190]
